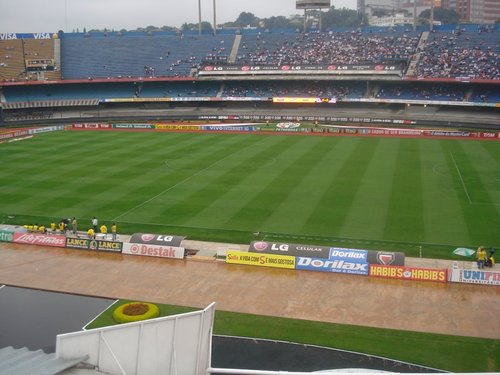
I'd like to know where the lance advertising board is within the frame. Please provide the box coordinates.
[65,237,123,252]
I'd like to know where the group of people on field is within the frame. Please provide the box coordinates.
[25,216,118,242]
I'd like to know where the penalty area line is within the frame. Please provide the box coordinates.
[450,151,472,204]
[112,139,266,222]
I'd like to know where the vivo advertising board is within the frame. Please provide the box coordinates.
[129,233,184,248]
[122,243,185,259]
[250,242,404,265]
[296,256,369,275]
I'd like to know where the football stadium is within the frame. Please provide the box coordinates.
[0,0,499,374]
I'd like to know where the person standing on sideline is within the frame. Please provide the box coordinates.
[100,223,108,239]
[92,217,98,232]
[111,223,117,241]
[50,220,56,233]
[71,217,78,235]
[477,246,487,269]
[87,228,95,239]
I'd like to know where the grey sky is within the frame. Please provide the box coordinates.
[0,0,357,33]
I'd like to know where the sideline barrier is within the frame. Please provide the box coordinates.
[13,232,66,247]
[249,241,405,266]
[122,243,185,259]
[450,268,500,286]
[370,265,448,283]
[226,250,295,269]
[65,237,123,253]
[0,229,13,242]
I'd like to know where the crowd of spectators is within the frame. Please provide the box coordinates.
[221,82,362,99]
[414,28,499,79]
[376,84,468,101]
[234,30,420,67]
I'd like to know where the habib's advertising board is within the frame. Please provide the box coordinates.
[370,265,447,283]
[130,233,184,248]
[122,243,185,259]
[65,237,123,253]
[249,241,404,266]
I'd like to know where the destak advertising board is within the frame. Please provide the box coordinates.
[226,250,295,269]
[450,269,500,286]
[370,265,448,283]
[122,243,185,259]
[249,242,404,266]
[65,238,123,253]
[129,233,184,248]
[13,232,66,247]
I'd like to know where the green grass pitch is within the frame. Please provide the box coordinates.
[1,130,499,259]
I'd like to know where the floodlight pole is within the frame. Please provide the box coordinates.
[430,0,434,31]
[213,0,217,35]
[413,0,417,31]
[198,0,202,35]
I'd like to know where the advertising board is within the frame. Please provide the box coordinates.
[13,232,66,247]
[449,269,500,286]
[250,242,404,266]
[65,237,123,252]
[122,243,185,259]
[0,229,13,242]
[226,250,295,269]
[129,233,184,248]
[295,256,369,275]
[249,241,330,258]
[370,265,447,282]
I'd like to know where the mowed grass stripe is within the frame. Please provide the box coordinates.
[218,136,337,232]
[116,134,276,223]
[181,135,304,228]
[420,140,471,246]
[383,139,425,243]
[338,138,400,241]
[300,138,381,236]
[259,137,347,235]
[447,140,500,245]
[146,135,303,227]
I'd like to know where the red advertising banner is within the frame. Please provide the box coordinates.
[370,265,447,283]
[13,232,66,247]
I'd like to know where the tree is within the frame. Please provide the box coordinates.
[419,8,460,25]
[234,12,259,27]
[262,16,292,29]
[181,22,213,32]
[321,7,362,28]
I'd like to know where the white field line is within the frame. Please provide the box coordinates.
[450,151,472,204]
[112,141,263,221]
[450,151,500,207]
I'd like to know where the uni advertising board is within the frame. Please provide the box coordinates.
[122,243,185,259]
[249,241,404,266]
[450,269,500,286]
[13,232,66,247]
[370,265,447,283]
[65,237,123,253]
[226,250,295,269]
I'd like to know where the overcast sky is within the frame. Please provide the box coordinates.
[0,0,357,33]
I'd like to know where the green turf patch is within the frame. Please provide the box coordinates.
[85,299,499,372]
[0,131,498,258]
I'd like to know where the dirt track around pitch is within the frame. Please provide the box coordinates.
[0,242,499,340]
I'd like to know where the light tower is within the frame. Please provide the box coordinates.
[296,0,331,32]
[197,0,217,36]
